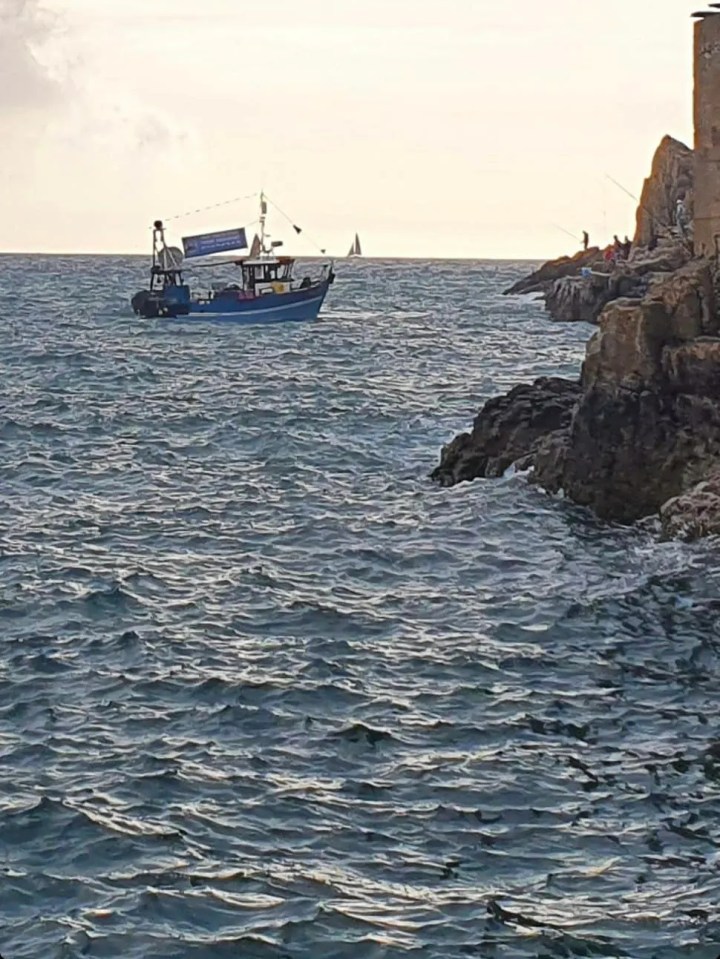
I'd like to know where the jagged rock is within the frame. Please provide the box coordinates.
[434,126,720,536]
[581,259,716,391]
[430,377,582,487]
[634,135,694,247]
[551,386,720,522]
[544,274,610,323]
[436,254,720,528]
[660,470,720,540]
[542,246,694,327]
[646,258,718,338]
[580,298,671,391]
[628,240,691,276]
[545,270,653,324]
[507,240,693,325]
[541,259,720,521]
[532,429,571,494]
[503,248,603,297]
[663,337,720,397]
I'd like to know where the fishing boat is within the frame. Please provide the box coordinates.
[347,233,362,258]
[130,193,335,323]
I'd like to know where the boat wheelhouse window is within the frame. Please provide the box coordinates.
[243,262,291,287]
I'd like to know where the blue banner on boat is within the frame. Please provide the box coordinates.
[182,227,248,258]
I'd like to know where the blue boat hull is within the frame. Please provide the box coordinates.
[131,279,332,325]
[188,282,330,324]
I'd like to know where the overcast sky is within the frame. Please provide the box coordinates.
[0,0,703,258]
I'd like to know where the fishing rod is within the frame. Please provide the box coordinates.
[551,223,580,242]
[605,174,638,204]
[605,173,693,252]
[604,173,673,233]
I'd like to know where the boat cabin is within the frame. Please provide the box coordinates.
[239,256,294,295]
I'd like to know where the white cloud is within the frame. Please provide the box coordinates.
[0,0,66,111]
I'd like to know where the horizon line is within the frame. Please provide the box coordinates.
[0,250,547,263]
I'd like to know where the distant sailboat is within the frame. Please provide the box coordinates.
[347,233,362,257]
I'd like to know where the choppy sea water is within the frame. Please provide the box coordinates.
[2,254,720,959]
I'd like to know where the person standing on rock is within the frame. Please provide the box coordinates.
[622,236,632,259]
[582,230,589,251]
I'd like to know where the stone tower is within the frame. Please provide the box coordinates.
[694,11,720,257]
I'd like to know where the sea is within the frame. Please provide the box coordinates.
[1,254,720,959]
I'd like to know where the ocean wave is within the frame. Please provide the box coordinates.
[1,255,719,958]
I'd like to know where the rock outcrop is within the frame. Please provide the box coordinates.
[504,248,604,297]
[563,261,720,522]
[660,470,720,540]
[432,129,720,537]
[503,136,694,324]
[504,237,693,325]
[634,135,694,247]
[433,258,720,530]
[544,269,655,325]
[431,378,582,487]
[543,273,614,324]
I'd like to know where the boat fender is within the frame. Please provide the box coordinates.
[272,282,285,294]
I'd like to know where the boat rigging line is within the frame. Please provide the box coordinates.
[264,194,328,255]
[159,189,329,257]
[163,191,259,223]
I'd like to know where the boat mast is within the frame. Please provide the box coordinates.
[151,219,164,291]
[259,191,268,254]
[152,220,164,267]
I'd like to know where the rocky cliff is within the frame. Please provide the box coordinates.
[432,132,720,537]
[503,136,695,324]
[433,257,720,536]
[634,135,694,247]
[537,259,720,522]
